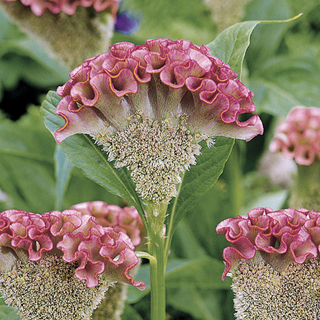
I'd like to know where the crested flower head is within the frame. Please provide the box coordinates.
[217,207,320,319]
[71,201,147,249]
[216,207,320,279]
[0,209,144,319]
[1,0,120,16]
[55,39,263,204]
[0,209,144,289]
[269,106,320,166]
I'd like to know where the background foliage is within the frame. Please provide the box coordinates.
[0,0,319,319]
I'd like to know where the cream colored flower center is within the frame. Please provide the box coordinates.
[0,255,113,320]
[231,259,320,319]
[99,114,201,204]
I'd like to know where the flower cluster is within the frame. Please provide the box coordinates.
[1,0,120,16]
[55,39,263,204]
[270,106,320,166]
[216,207,320,280]
[0,209,144,289]
[72,201,147,250]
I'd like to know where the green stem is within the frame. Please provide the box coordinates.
[223,143,243,217]
[149,231,166,320]
[145,203,168,320]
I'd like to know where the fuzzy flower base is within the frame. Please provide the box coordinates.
[91,282,127,320]
[232,258,320,319]
[0,254,113,320]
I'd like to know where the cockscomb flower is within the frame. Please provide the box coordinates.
[270,106,320,166]
[1,0,120,16]
[55,38,263,205]
[217,207,320,319]
[72,201,146,250]
[0,209,144,320]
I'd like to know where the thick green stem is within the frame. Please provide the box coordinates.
[149,231,166,320]
[223,143,243,217]
[145,203,168,320]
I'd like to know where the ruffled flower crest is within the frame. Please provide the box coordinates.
[216,207,320,280]
[55,38,263,144]
[72,201,146,250]
[270,106,320,166]
[0,209,145,290]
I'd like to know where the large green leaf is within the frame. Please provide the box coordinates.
[250,56,320,117]
[40,91,145,217]
[207,13,302,78]
[207,21,260,77]
[165,138,234,250]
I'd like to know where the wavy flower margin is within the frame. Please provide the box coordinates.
[270,106,320,166]
[71,201,146,249]
[216,207,320,280]
[54,38,263,145]
[0,209,145,290]
[1,0,120,16]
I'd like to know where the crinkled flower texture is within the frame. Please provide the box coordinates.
[55,39,263,204]
[270,106,320,166]
[216,207,320,280]
[72,201,146,249]
[0,209,145,289]
[2,0,120,16]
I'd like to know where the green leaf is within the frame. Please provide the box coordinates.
[250,56,320,117]
[122,304,144,320]
[54,144,74,210]
[207,13,302,78]
[40,91,145,218]
[165,138,234,250]
[0,107,56,212]
[126,264,151,304]
[207,21,260,77]
[165,256,231,290]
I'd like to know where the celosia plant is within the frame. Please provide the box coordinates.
[55,38,263,205]
[216,207,320,319]
[0,209,144,320]
[40,37,264,320]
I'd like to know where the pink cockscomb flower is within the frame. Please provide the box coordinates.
[217,207,320,319]
[72,201,147,250]
[270,106,320,166]
[55,39,263,204]
[1,0,120,16]
[0,209,144,320]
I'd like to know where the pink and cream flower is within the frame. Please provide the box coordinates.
[217,207,320,319]
[216,207,320,279]
[71,201,147,250]
[0,208,144,289]
[270,106,320,166]
[54,39,263,205]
